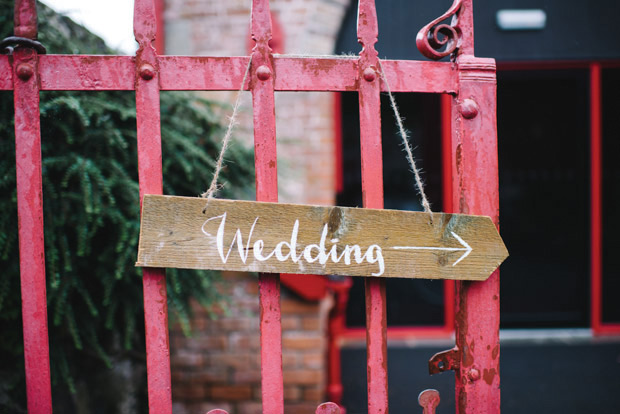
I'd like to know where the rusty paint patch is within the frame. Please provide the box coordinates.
[483,368,496,385]
[462,339,475,367]
[492,345,499,360]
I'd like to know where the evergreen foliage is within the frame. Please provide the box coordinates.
[0,1,254,411]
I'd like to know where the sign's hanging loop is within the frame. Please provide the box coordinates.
[201,55,253,206]
[377,60,433,218]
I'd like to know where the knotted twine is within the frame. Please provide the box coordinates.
[202,55,433,219]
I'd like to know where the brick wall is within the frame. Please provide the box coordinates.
[171,272,333,414]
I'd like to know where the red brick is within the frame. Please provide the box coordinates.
[302,352,323,369]
[229,332,260,350]
[281,316,300,330]
[172,384,207,401]
[281,298,319,314]
[237,401,263,414]
[179,335,227,351]
[211,353,251,369]
[301,317,321,331]
[284,386,302,402]
[303,386,324,402]
[171,352,205,368]
[172,368,228,384]
[211,385,253,401]
[233,369,261,384]
[193,369,228,384]
[283,334,324,350]
[282,352,299,368]
[283,369,322,385]
[211,317,256,331]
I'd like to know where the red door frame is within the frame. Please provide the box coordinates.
[496,60,620,335]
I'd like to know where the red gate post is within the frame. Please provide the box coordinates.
[452,55,500,414]
[12,0,53,412]
[250,1,284,413]
[357,1,389,413]
[451,1,501,412]
[134,0,172,412]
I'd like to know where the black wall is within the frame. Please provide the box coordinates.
[336,0,620,62]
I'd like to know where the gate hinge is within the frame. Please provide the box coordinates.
[428,347,460,375]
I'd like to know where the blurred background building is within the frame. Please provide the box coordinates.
[159,0,620,413]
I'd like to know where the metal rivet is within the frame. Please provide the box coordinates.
[460,98,479,119]
[256,65,271,81]
[16,63,34,81]
[139,64,156,80]
[363,67,376,82]
[467,368,480,382]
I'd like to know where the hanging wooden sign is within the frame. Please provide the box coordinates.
[136,195,508,281]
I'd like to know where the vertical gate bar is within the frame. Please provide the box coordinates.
[589,62,602,334]
[357,1,388,413]
[13,1,53,411]
[452,55,500,414]
[456,0,474,57]
[154,0,165,54]
[440,93,455,333]
[134,1,172,412]
[250,1,284,413]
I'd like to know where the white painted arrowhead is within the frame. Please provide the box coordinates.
[392,231,473,266]
[449,231,472,266]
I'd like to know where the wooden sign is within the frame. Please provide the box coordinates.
[136,195,508,281]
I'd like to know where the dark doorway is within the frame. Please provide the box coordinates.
[497,69,590,327]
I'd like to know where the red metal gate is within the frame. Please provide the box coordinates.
[2,0,499,412]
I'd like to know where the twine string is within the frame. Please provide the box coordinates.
[377,59,433,217]
[201,55,433,219]
[202,55,253,206]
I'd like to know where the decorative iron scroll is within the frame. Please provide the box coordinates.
[416,0,462,60]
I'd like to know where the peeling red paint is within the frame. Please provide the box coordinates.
[482,368,497,386]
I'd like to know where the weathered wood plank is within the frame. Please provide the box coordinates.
[136,195,508,281]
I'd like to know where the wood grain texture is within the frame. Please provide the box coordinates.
[136,195,508,281]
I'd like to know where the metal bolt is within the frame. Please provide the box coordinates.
[460,98,479,119]
[139,64,156,80]
[467,368,480,382]
[363,67,376,82]
[256,65,271,81]
[16,63,34,81]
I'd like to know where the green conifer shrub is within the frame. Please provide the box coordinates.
[0,1,254,411]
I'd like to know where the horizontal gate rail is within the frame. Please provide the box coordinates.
[1,55,457,93]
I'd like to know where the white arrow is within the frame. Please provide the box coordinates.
[392,231,473,266]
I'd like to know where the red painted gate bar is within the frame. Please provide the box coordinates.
[250,1,285,412]
[451,55,500,413]
[134,0,173,412]
[357,1,389,413]
[4,0,507,412]
[12,0,53,412]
